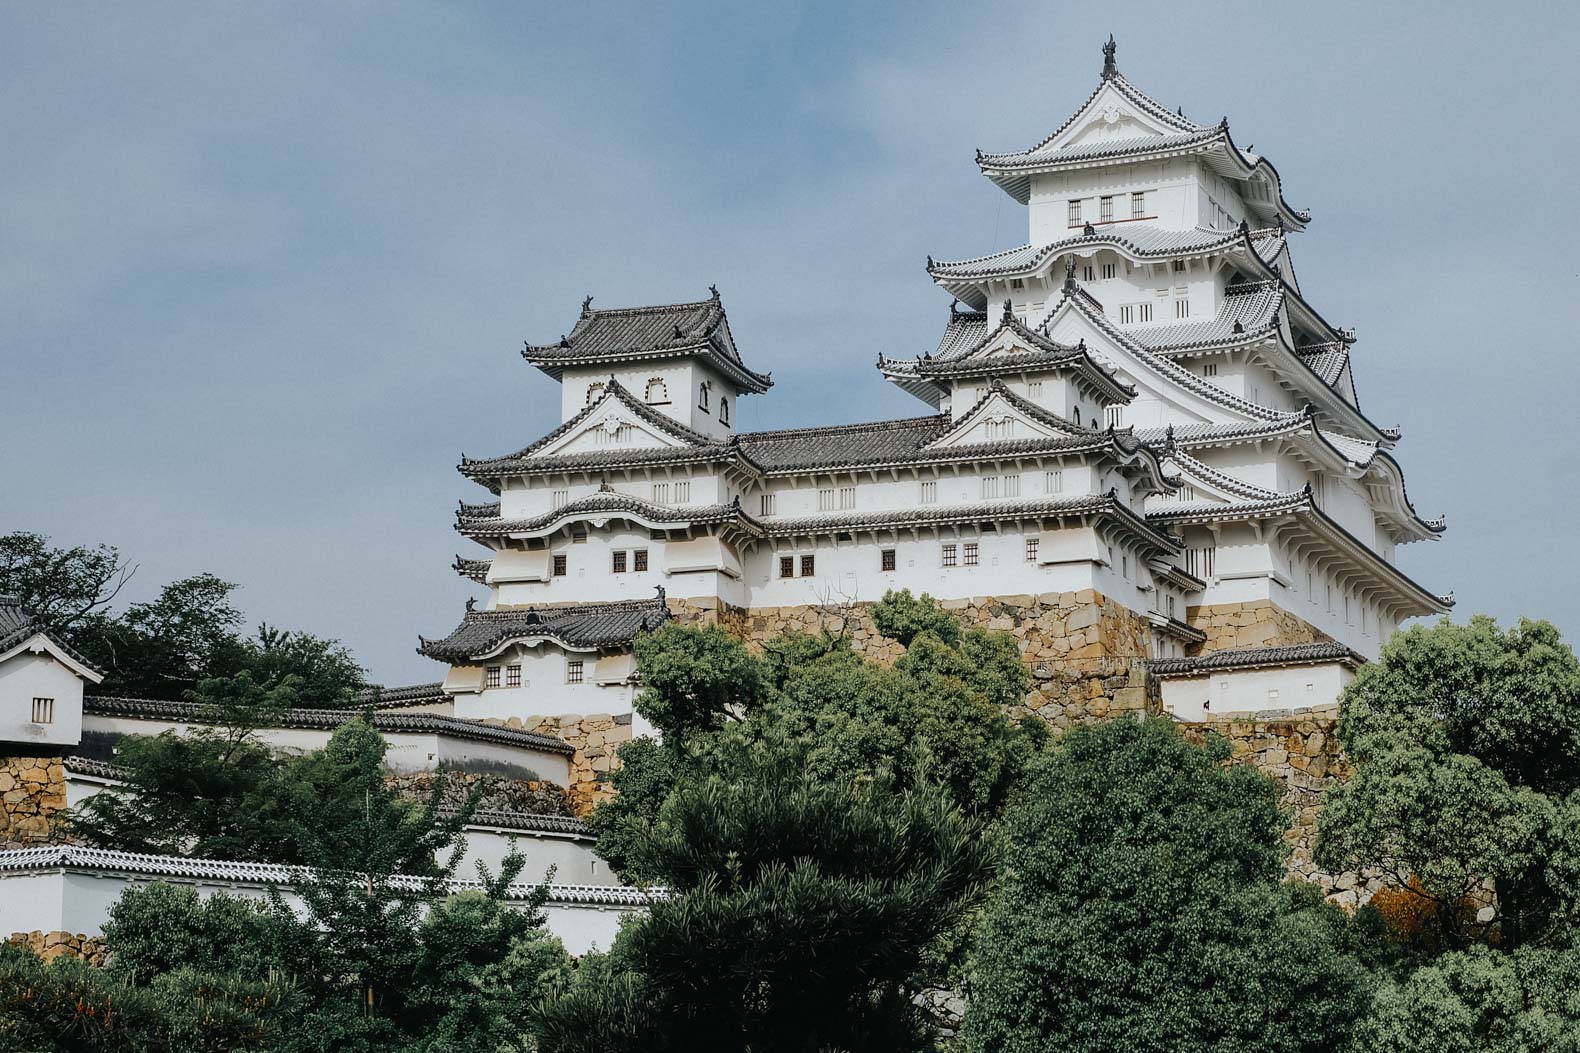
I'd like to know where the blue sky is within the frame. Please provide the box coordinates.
[5,1,1577,685]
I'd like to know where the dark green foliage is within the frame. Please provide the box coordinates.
[631,623,766,740]
[0,942,295,1052]
[1319,616,1580,949]
[1352,944,1580,1051]
[66,673,301,861]
[870,588,961,647]
[963,717,1371,1053]
[102,884,296,985]
[584,735,680,880]
[231,624,367,708]
[537,761,994,1052]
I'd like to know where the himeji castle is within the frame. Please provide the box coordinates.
[419,37,1450,782]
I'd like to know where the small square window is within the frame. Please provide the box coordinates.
[800,554,815,577]
[485,666,502,689]
[612,551,628,573]
[1010,278,1024,290]
[31,697,54,724]
[634,549,649,572]
[1175,299,1190,319]
[1119,304,1134,324]
[881,549,897,572]
[506,664,521,688]
[964,542,979,567]
[1025,537,1039,563]
[552,554,568,576]
[942,543,958,568]
[566,660,584,685]
[779,555,795,579]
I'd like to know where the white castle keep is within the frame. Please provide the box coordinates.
[420,37,1450,742]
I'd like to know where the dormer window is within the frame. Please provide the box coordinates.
[698,381,711,410]
[586,382,605,406]
[1067,200,1082,225]
[719,397,730,425]
[644,377,669,404]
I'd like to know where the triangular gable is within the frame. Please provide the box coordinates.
[537,383,706,458]
[0,630,105,684]
[1040,294,1289,428]
[1158,448,1283,507]
[1055,79,1195,152]
[926,385,1082,450]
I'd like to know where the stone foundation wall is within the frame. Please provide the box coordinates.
[1186,601,1331,653]
[1181,707,1382,906]
[8,930,108,966]
[675,591,1160,731]
[387,770,572,817]
[487,714,633,817]
[0,756,68,849]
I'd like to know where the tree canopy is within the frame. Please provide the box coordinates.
[963,717,1372,1053]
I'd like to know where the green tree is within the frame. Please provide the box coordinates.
[629,623,767,740]
[963,717,1371,1053]
[870,588,962,647]
[67,673,300,860]
[224,624,367,708]
[0,531,136,635]
[538,755,994,1052]
[1318,616,1580,950]
[102,883,298,986]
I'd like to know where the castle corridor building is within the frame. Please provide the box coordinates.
[420,39,1449,737]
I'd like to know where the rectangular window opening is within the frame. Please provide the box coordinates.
[485,666,502,689]
[506,664,522,688]
[964,541,980,567]
[566,659,584,685]
[880,549,897,572]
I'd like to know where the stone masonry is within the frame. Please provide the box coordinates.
[1186,601,1332,653]
[7,930,108,966]
[0,755,68,849]
[484,713,633,817]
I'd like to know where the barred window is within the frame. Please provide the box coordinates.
[1046,469,1064,493]
[1138,302,1152,322]
[1175,298,1189,319]
[1099,196,1114,223]
[634,549,649,572]
[800,554,815,577]
[760,493,777,515]
[31,697,53,724]
[485,666,502,689]
[1082,264,1095,282]
[1131,191,1145,218]
[1067,199,1082,225]
[982,476,1000,499]
[551,489,569,509]
[818,489,835,511]
[780,555,795,578]
[719,397,730,425]
[552,554,568,577]
[880,549,897,572]
[1025,537,1039,563]
[920,481,937,504]
[506,664,522,688]
[942,543,958,568]
[566,660,584,685]
[1184,546,1215,580]
[1101,263,1116,280]
[612,551,628,573]
[1119,304,1134,324]
[651,482,670,505]
[1104,406,1124,428]
[963,542,979,567]
[674,481,691,503]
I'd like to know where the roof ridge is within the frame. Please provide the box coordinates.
[738,414,948,441]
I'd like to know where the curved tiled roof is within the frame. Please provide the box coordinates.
[419,595,671,662]
[929,224,1249,282]
[1150,642,1365,677]
[0,594,104,678]
[738,415,949,471]
[522,292,771,392]
[0,845,657,906]
[82,696,574,755]
[457,492,753,540]
[454,556,490,583]
[355,682,454,711]
[64,756,126,780]
[1130,279,1284,351]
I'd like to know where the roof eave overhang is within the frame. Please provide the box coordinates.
[0,633,105,684]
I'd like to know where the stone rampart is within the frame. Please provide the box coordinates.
[1186,601,1331,652]
[0,756,68,849]
[486,713,633,817]
[7,929,108,966]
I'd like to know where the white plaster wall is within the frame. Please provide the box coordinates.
[1160,661,1355,720]
[0,652,84,749]
[449,642,637,722]
[78,713,571,784]
[457,828,616,886]
[558,361,745,440]
[0,868,641,958]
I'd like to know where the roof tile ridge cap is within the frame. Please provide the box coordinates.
[929,241,1038,270]
[583,297,716,318]
[738,414,948,440]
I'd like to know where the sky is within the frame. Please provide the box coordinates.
[5,1,1578,685]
